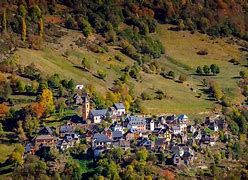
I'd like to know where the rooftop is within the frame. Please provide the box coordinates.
[90,109,107,117]
[114,103,125,110]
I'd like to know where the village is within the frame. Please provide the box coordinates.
[24,90,228,167]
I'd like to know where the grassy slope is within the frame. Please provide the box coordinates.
[15,25,246,116]
[156,24,246,101]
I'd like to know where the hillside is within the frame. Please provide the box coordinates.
[12,23,247,116]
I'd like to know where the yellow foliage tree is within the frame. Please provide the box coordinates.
[38,17,44,38]
[40,89,55,116]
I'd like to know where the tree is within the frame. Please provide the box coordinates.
[78,18,92,37]
[30,102,45,119]
[16,80,25,93]
[167,71,175,79]
[136,147,148,161]
[40,89,55,116]
[19,5,27,42]
[17,121,27,141]
[24,115,39,137]
[81,57,91,71]
[240,71,247,79]
[0,103,9,119]
[67,79,75,91]
[200,17,210,33]
[210,64,220,75]
[111,147,124,163]
[97,70,107,80]
[30,5,42,23]
[196,66,203,74]
[178,19,185,31]
[0,123,4,136]
[179,74,187,82]
[57,98,66,118]
[0,73,12,101]
[2,8,7,32]
[203,65,210,75]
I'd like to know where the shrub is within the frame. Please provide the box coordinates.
[197,50,208,55]
[196,66,203,74]
[179,74,187,82]
[97,70,107,80]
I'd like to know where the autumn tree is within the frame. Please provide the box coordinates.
[40,89,55,116]
[0,103,9,119]
[30,102,45,118]
[19,5,27,42]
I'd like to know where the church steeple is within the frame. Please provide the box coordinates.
[82,93,90,120]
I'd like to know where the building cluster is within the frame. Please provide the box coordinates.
[25,93,227,167]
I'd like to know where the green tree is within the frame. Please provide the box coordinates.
[0,73,12,101]
[196,66,203,74]
[240,71,247,79]
[0,123,4,136]
[78,18,92,37]
[81,57,91,71]
[24,115,39,137]
[97,70,107,80]
[210,64,220,75]
[167,71,175,79]
[136,147,148,161]
[203,65,210,75]
[30,5,42,23]
[67,79,75,91]
[16,80,25,93]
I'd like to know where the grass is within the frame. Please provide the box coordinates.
[155,24,246,104]
[14,25,246,115]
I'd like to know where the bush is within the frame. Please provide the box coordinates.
[179,74,187,82]
[97,70,107,80]
[197,50,208,56]
[141,92,152,100]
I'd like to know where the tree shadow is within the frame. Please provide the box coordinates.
[232,76,241,79]
[73,65,89,72]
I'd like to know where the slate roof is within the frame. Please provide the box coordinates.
[127,116,146,125]
[90,109,107,117]
[155,138,166,146]
[60,125,74,133]
[114,103,125,109]
[39,126,53,135]
[112,131,123,138]
[171,146,180,155]
[93,134,112,143]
